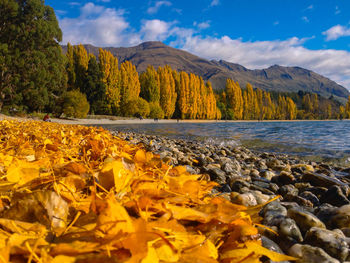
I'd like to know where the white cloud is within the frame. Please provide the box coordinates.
[147,1,172,15]
[194,21,210,30]
[140,19,174,41]
[210,0,220,7]
[59,3,140,47]
[181,35,350,89]
[323,25,350,41]
[301,16,309,23]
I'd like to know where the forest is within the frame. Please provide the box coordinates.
[1,0,350,120]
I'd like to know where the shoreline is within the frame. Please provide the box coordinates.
[1,116,350,260]
[0,113,348,125]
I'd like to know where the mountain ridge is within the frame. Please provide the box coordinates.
[64,41,349,102]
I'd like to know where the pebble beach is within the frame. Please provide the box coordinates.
[1,114,350,262]
[114,130,350,263]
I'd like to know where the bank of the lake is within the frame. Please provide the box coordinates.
[113,129,350,262]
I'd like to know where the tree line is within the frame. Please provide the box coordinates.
[1,0,350,120]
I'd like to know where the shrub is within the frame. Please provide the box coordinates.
[60,90,90,118]
[123,98,150,118]
[149,102,164,119]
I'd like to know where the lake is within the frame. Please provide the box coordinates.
[100,120,350,166]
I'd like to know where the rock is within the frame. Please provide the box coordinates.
[301,172,347,187]
[283,194,314,208]
[261,236,290,263]
[279,184,298,196]
[291,164,315,172]
[287,207,326,233]
[315,204,337,227]
[304,227,349,261]
[229,179,251,192]
[288,244,340,263]
[218,183,232,193]
[251,190,271,204]
[260,170,277,181]
[250,169,260,178]
[329,204,350,229]
[230,192,257,206]
[207,168,226,184]
[299,191,320,206]
[320,185,350,207]
[279,217,303,242]
[272,172,295,185]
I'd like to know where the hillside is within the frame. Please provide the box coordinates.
[63,41,349,102]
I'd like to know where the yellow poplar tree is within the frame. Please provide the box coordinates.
[345,96,350,118]
[119,61,141,115]
[158,65,177,119]
[73,44,89,90]
[286,97,297,120]
[99,48,120,114]
[178,71,190,119]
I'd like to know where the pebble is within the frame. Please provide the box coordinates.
[287,207,326,233]
[288,244,340,263]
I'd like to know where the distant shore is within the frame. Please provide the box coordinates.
[0,113,347,126]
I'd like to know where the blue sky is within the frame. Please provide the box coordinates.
[47,0,350,89]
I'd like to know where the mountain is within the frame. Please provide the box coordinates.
[64,41,349,102]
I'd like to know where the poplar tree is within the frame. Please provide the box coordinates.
[139,65,160,103]
[73,44,89,91]
[98,48,120,114]
[119,61,140,115]
[158,65,177,119]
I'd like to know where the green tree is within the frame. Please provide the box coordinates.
[0,0,66,112]
[82,56,108,114]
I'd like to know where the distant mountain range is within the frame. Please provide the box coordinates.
[63,41,349,102]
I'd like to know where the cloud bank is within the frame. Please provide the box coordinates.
[58,2,350,89]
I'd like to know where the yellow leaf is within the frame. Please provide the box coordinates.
[6,159,39,185]
[135,149,147,163]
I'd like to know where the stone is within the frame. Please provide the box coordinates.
[261,236,290,263]
[299,191,320,206]
[260,170,276,181]
[304,227,349,261]
[207,168,226,184]
[279,217,303,242]
[287,207,326,233]
[321,185,350,207]
[230,192,257,206]
[229,179,251,192]
[329,204,350,229]
[283,194,314,208]
[272,172,295,185]
[301,172,347,187]
[279,184,298,196]
[288,244,340,263]
[251,190,271,204]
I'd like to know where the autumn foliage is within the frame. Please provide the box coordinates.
[0,120,296,262]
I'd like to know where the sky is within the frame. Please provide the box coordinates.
[46,0,350,89]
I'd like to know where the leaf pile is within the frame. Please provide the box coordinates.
[0,120,296,262]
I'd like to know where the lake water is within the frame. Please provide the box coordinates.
[101,120,350,166]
